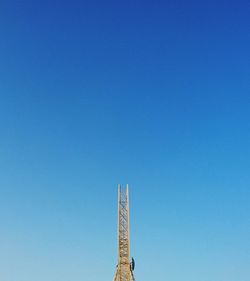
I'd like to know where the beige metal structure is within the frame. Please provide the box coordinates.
[113,184,135,281]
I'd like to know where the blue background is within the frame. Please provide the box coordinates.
[0,1,249,281]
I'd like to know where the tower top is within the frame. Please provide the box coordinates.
[113,184,135,281]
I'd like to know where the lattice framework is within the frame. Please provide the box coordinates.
[113,184,135,281]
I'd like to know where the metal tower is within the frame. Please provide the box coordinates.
[113,184,135,281]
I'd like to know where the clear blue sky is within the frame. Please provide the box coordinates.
[0,1,249,281]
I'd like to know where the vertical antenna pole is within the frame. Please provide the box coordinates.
[117,183,121,262]
[126,184,130,259]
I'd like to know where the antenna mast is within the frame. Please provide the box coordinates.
[113,184,135,281]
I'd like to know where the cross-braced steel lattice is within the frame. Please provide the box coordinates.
[113,184,135,281]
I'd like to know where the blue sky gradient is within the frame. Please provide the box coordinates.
[0,1,249,281]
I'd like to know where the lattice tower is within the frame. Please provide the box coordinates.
[113,184,135,281]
